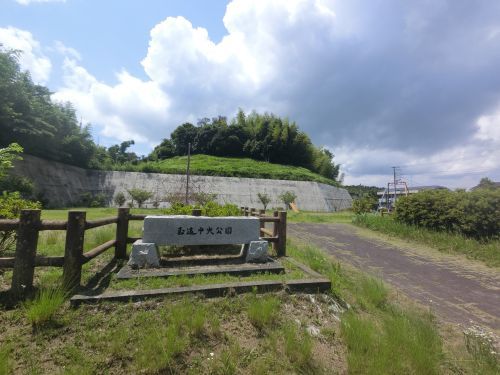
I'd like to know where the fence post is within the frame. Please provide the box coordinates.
[63,211,86,291]
[115,207,129,259]
[259,209,265,231]
[192,208,202,217]
[11,209,41,297]
[272,210,279,254]
[276,211,287,257]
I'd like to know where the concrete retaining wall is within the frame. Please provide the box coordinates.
[13,154,352,211]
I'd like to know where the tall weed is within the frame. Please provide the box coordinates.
[24,283,67,328]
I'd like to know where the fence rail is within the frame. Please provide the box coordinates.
[0,206,287,298]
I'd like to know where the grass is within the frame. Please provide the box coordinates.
[353,213,500,267]
[287,209,354,223]
[246,294,281,331]
[24,282,66,328]
[0,238,495,373]
[113,154,338,185]
[1,207,497,373]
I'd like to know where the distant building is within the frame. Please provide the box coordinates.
[377,185,449,210]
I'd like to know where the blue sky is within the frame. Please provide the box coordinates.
[1,0,500,188]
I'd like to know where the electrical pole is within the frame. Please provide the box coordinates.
[185,142,191,204]
[392,166,398,210]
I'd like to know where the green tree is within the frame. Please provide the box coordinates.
[149,138,176,160]
[279,191,297,210]
[114,192,126,207]
[0,48,99,168]
[257,192,271,210]
[476,177,497,190]
[127,188,153,208]
[171,122,198,155]
[0,143,23,179]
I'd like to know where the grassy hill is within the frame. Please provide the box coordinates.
[115,155,338,185]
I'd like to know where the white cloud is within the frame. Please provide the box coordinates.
[15,0,66,5]
[0,26,51,83]
[7,0,500,187]
[53,40,81,60]
[475,108,500,142]
[52,58,170,143]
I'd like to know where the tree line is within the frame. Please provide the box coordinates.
[149,112,340,180]
[1,47,339,181]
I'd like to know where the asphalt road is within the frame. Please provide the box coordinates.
[289,222,500,333]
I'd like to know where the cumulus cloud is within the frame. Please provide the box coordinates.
[9,0,500,187]
[0,26,51,83]
[53,58,170,144]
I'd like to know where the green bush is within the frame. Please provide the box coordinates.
[0,192,41,254]
[113,192,126,207]
[279,191,297,209]
[127,188,153,208]
[161,201,241,217]
[395,189,500,239]
[78,192,107,208]
[352,197,376,214]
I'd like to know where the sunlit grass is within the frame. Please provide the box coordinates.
[113,154,337,185]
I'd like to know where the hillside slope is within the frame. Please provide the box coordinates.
[114,155,338,185]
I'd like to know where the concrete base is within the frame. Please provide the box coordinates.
[128,240,160,269]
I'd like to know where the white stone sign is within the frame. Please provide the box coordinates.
[142,215,260,245]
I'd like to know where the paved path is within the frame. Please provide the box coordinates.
[289,222,500,332]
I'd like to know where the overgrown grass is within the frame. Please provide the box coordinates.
[341,308,442,374]
[283,323,315,373]
[24,282,66,328]
[290,237,445,374]
[247,294,281,331]
[287,210,354,223]
[113,154,338,185]
[0,344,11,375]
[353,213,500,267]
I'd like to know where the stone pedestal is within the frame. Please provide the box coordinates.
[128,240,160,268]
[246,241,269,263]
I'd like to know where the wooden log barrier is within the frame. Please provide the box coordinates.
[63,211,86,291]
[11,209,41,297]
[115,208,129,259]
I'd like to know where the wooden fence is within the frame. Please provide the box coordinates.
[0,207,287,298]
[240,207,287,258]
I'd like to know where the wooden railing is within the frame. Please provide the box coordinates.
[240,207,287,257]
[0,207,287,298]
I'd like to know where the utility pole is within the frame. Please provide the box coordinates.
[185,142,191,204]
[392,166,398,209]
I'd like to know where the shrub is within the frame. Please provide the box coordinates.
[127,188,153,208]
[0,192,41,255]
[257,192,271,210]
[0,174,34,197]
[279,191,297,210]
[78,192,107,207]
[191,191,217,205]
[395,189,500,239]
[113,192,126,207]
[352,197,375,214]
